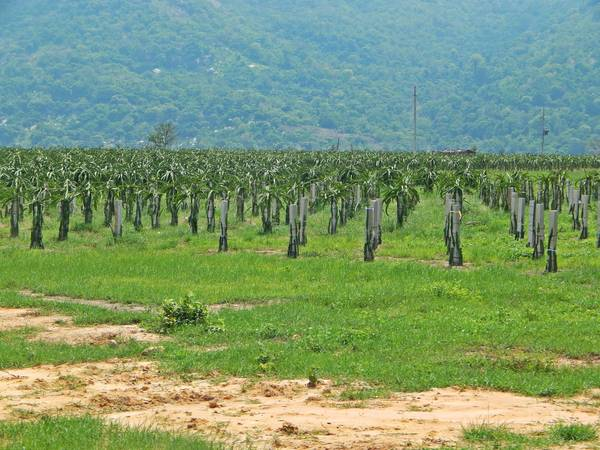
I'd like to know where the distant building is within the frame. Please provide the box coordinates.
[439,148,477,156]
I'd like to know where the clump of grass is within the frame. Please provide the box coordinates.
[257,323,281,340]
[339,387,388,401]
[462,423,518,443]
[549,423,597,442]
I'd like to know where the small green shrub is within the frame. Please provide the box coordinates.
[256,353,274,372]
[160,293,209,331]
[550,423,597,442]
[307,367,319,388]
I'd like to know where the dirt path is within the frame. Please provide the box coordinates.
[0,359,598,449]
[0,308,72,331]
[18,290,151,313]
[17,289,284,314]
[0,308,160,345]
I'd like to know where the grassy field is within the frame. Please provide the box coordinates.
[0,416,220,450]
[1,191,599,448]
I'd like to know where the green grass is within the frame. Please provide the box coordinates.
[0,192,599,397]
[0,416,217,450]
[549,423,598,442]
[462,422,598,448]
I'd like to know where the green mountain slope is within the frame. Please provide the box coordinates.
[0,0,598,152]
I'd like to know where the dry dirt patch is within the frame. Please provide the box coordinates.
[19,289,283,314]
[0,308,72,331]
[31,324,162,345]
[469,346,600,370]
[0,360,598,449]
[0,308,160,345]
[19,289,150,313]
[378,256,474,269]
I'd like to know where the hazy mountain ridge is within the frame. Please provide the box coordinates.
[0,0,598,151]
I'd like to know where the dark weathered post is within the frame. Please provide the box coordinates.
[309,183,317,214]
[251,181,259,217]
[58,200,70,241]
[261,195,272,234]
[299,197,308,245]
[125,191,133,223]
[206,192,215,232]
[370,200,378,249]
[30,201,44,249]
[287,204,299,258]
[580,194,589,239]
[10,197,19,238]
[533,202,545,259]
[83,189,93,224]
[272,197,281,226]
[527,200,535,248]
[572,188,581,230]
[167,188,179,226]
[134,193,143,231]
[545,211,558,273]
[104,190,115,227]
[444,193,452,251]
[510,189,517,235]
[112,199,123,238]
[151,193,161,229]
[449,203,463,267]
[236,187,245,222]
[328,198,338,235]
[364,207,375,262]
[218,199,228,252]
[188,192,198,234]
[353,184,362,213]
[375,198,383,246]
[516,196,525,240]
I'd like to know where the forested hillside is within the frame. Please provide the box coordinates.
[0,0,598,152]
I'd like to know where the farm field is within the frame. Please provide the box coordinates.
[1,150,600,449]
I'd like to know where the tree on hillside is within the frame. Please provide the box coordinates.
[147,123,177,149]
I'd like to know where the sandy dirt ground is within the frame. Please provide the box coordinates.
[0,308,160,345]
[1,307,600,449]
[0,359,599,449]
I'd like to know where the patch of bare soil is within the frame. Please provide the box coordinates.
[208,299,285,313]
[0,308,72,331]
[254,249,286,255]
[555,356,600,368]
[379,256,474,269]
[19,289,151,313]
[31,325,162,345]
[0,308,161,345]
[19,289,283,314]
[468,347,600,370]
[0,360,598,449]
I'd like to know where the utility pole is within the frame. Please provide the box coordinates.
[540,107,549,154]
[413,86,417,152]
